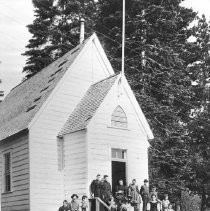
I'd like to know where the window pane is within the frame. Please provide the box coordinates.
[112,149,126,159]
[4,152,11,192]
[4,153,10,172]
[111,106,128,128]
[5,174,11,192]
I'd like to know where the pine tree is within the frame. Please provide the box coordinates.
[23,0,210,203]
[92,0,201,201]
[23,0,96,78]
[186,15,210,210]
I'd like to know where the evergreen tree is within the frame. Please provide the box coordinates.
[23,0,210,203]
[92,0,204,201]
[23,0,96,78]
[186,15,210,209]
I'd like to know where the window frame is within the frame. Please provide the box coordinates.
[2,150,13,193]
[109,105,129,130]
[111,148,127,162]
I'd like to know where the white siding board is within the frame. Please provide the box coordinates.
[63,131,87,198]
[0,134,29,211]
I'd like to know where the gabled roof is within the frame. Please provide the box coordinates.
[58,74,119,136]
[0,36,92,141]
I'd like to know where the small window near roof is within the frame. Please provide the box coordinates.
[111,106,128,129]
[3,152,12,192]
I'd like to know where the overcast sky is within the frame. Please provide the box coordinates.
[0,0,210,99]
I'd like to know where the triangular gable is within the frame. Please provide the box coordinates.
[58,74,154,140]
[0,33,114,141]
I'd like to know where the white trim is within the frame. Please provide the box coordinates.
[92,33,114,75]
[122,75,154,140]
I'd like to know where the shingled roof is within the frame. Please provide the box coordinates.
[58,74,119,136]
[0,36,91,141]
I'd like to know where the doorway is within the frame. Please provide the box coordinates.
[112,161,126,194]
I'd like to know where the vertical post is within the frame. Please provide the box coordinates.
[121,0,125,76]
[80,18,85,44]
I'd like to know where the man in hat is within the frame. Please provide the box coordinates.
[101,175,112,204]
[140,179,149,211]
[69,194,79,211]
[90,174,102,198]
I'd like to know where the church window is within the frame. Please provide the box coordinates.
[111,106,128,129]
[3,152,12,192]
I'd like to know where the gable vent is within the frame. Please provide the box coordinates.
[111,106,128,128]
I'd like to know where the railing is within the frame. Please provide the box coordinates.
[89,197,111,211]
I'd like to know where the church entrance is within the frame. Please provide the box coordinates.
[111,148,127,194]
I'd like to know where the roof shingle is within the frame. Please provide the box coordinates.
[58,74,119,136]
[0,37,90,141]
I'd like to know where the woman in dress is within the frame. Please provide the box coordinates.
[146,194,160,211]
[128,179,142,211]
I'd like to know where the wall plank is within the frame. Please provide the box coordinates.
[0,133,29,211]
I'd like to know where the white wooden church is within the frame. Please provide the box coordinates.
[0,33,153,211]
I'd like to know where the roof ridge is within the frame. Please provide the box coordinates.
[91,73,119,86]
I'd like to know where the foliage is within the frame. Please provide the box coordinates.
[23,0,96,78]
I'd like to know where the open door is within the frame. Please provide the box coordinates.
[111,161,126,194]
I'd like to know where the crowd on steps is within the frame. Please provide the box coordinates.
[58,174,177,211]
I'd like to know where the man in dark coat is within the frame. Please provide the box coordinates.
[140,179,149,211]
[115,179,127,197]
[90,174,102,198]
[101,175,112,204]
[58,200,70,211]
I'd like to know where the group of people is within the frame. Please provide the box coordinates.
[58,175,175,211]
[58,194,88,211]
[90,175,175,211]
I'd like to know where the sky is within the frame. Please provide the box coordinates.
[0,0,210,100]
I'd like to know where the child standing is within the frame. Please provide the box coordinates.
[81,195,88,211]
[162,194,170,211]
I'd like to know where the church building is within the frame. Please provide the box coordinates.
[0,33,153,211]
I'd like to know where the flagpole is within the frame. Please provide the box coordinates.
[121,0,125,76]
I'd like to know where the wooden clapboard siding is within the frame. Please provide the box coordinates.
[0,133,29,211]
[87,81,149,187]
[29,40,113,211]
[63,131,87,198]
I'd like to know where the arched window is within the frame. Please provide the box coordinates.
[111,106,128,129]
